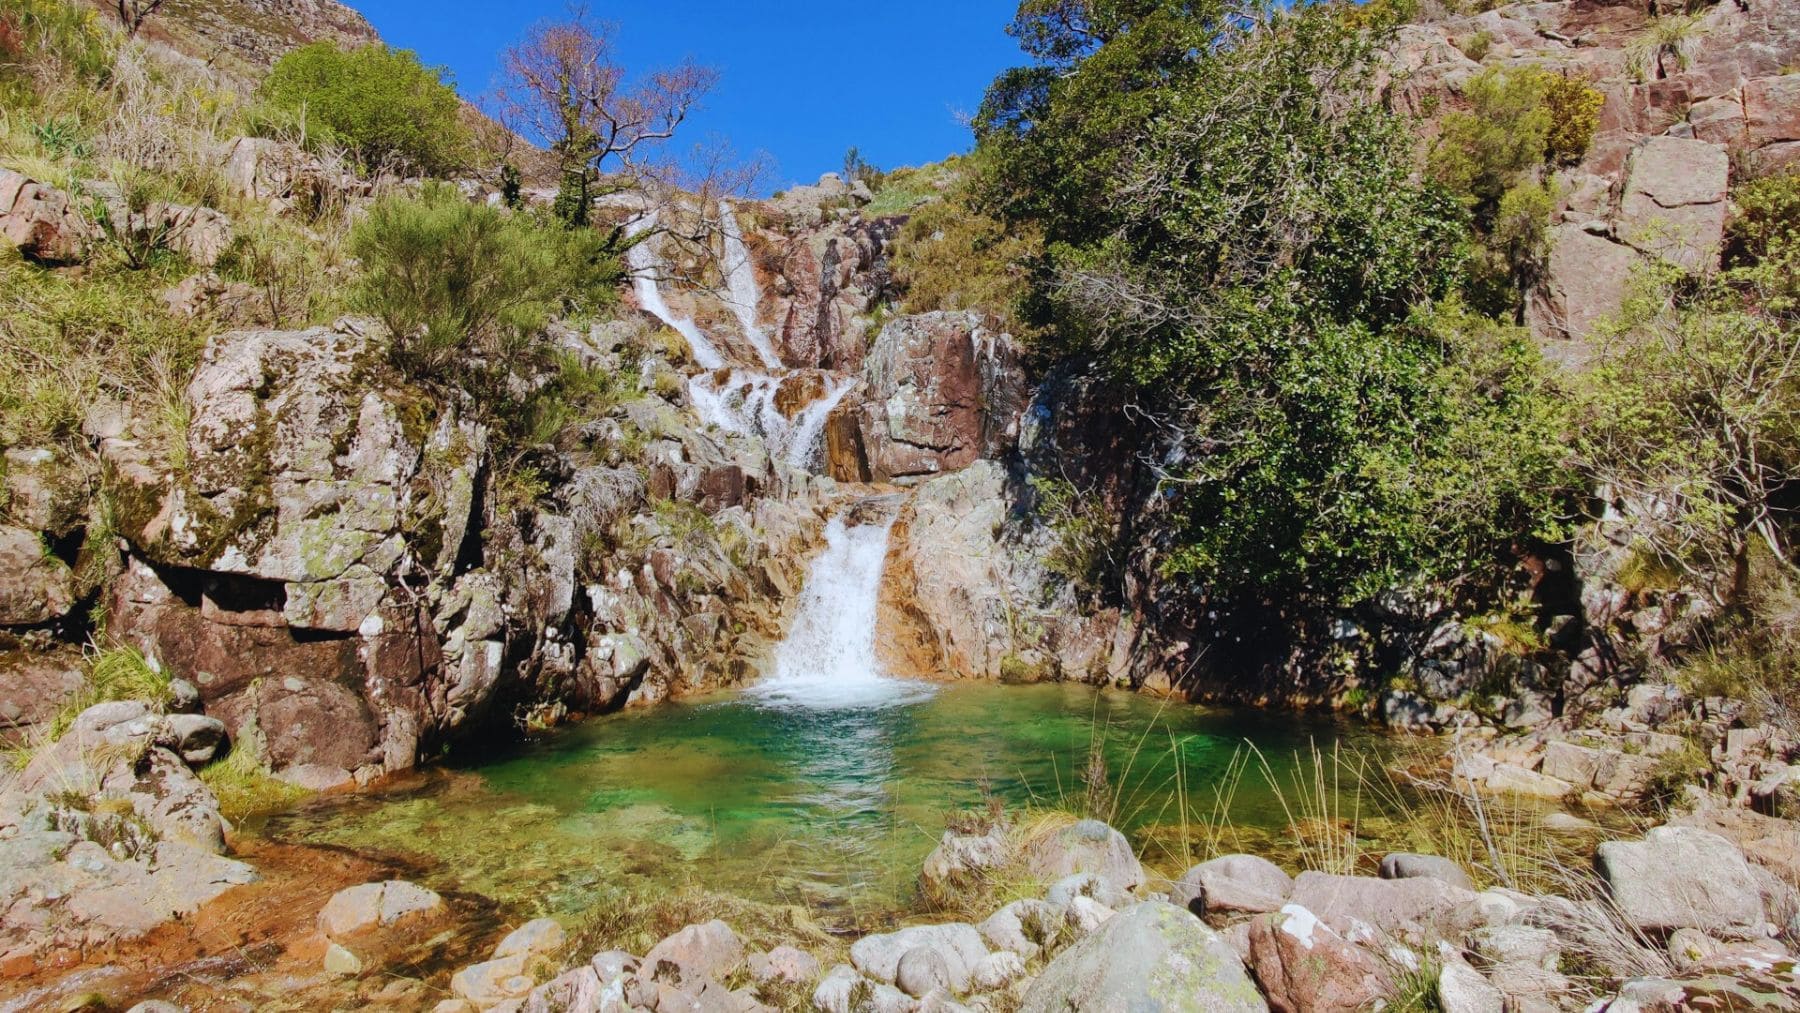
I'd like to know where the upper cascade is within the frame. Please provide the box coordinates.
[625,203,864,474]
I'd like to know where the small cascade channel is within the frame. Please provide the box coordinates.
[624,205,858,472]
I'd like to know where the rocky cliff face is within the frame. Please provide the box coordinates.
[116,0,379,69]
[1387,0,1800,364]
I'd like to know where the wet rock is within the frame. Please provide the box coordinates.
[0,169,91,264]
[1380,853,1474,892]
[1175,854,1296,920]
[1021,901,1267,1013]
[1597,826,1767,937]
[318,880,445,939]
[1245,904,1390,1013]
[851,923,988,994]
[452,954,538,1008]
[645,919,746,985]
[495,918,566,960]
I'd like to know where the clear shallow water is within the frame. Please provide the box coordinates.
[254,682,1372,923]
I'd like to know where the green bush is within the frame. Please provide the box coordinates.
[349,184,621,383]
[974,0,1567,608]
[1727,171,1800,313]
[259,42,470,174]
[1541,72,1604,167]
[1572,267,1800,574]
[891,157,1046,341]
[1429,67,1555,216]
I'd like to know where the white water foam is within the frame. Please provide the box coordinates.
[747,516,934,711]
[627,205,859,474]
[625,214,727,370]
[720,203,784,371]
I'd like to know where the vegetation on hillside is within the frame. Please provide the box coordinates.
[259,41,471,173]
[881,0,1800,691]
[964,0,1568,611]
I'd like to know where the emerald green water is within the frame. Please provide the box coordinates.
[256,682,1373,923]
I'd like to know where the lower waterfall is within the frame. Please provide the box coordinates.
[746,514,931,710]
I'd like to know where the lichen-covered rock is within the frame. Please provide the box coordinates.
[1245,904,1390,1013]
[1021,901,1267,1013]
[0,524,76,626]
[0,169,91,264]
[1597,826,1767,937]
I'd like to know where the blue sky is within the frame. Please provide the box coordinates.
[351,1,1024,194]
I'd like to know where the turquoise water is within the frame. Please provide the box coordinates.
[256,682,1371,922]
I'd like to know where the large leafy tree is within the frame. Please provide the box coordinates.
[978,0,1566,610]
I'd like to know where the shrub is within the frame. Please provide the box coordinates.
[0,247,204,448]
[349,185,621,383]
[1726,171,1800,313]
[259,42,471,174]
[891,159,1046,341]
[1572,268,1800,576]
[1429,67,1555,216]
[1542,72,1604,166]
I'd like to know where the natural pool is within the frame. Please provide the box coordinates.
[251,680,1379,925]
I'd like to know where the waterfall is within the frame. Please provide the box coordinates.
[625,214,727,370]
[625,205,858,475]
[720,203,784,371]
[747,516,932,710]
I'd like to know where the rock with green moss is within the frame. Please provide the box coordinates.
[1021,900,1268,1013]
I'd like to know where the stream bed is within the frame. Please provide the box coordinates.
[249,681,1382,925]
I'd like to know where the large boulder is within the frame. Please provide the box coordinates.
[850,923,989,994]
[1287,871,1480,941]
[1175,854,1295,921]
[1596,826,1767,937]
[0,169,91,263]
[644,920,746,985]
[1244,905,1391,1013]
[1745,74,1800,171]
[1524,224,1639,361]
[1023,819,1145,898]
[877,461,1124,683]
[829,311,1027,485]
[1021,901,1268,1013]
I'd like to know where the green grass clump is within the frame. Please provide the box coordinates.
[44,645,172,741]
[198,738,310,824]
